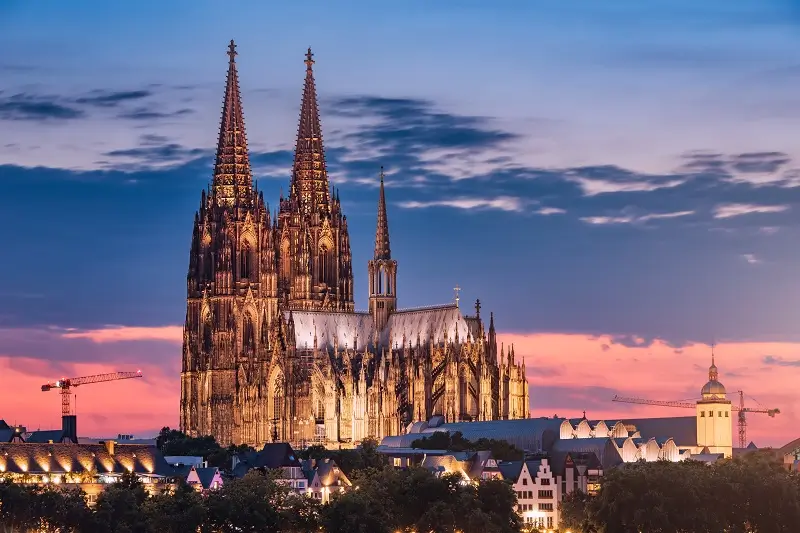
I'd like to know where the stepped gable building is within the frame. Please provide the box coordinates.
[180,41,529,448]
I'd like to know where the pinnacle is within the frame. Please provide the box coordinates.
[374,166,391,260]
[213,39,252,206]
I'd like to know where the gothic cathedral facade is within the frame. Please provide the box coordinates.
[179,42,529,448]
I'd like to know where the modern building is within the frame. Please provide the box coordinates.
[179,42,528,449]
[0,440,176,504]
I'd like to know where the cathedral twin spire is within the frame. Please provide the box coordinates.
[213,40,253,206]
[291,48,331,216]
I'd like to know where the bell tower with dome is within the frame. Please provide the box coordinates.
[695,348,733,457]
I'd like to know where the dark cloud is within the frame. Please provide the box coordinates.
[104,144,208,165]
[101,134,209,165]
[763,355,800,367]
[117,107,193,120]
[731,152,791,174]
[679,150,792,178]
[329,96,519,153]
[0,93,84,121]
[75,90,152,107]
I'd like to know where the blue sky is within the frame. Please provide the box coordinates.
[1,0,799,441]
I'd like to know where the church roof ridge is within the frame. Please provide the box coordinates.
[394,303,459,313]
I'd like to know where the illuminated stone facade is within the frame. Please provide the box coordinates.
[179,42,529,449]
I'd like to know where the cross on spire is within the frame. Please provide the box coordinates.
[475,299,481,318]
[305,47,314,69]
[453,285,461,307]
[228,40,237,61]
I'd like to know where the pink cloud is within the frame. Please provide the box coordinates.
[498,332,800,448]
[1,323,797,448]
[61,325,183,344]
[0,355,177,437]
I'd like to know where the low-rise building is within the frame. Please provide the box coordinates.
[499,457,559,530]
[303,458,351,503]
[186,465,224,492]
[232,443,307,493]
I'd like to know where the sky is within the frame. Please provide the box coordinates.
[1,0,799,447]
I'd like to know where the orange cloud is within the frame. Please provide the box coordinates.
[61,325,183,344]
[499,332,800,448]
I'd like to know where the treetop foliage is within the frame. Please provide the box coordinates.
[0,466,520,533]
[411,431,524,462]
[156,427,254,470]
[560,454,800,533]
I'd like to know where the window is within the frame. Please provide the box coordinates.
[539,490,553,498]
[522,478,528,486]
[719,411,722,417]
[709,411,714,417]
[725,412,729,417]
[540,478,550,486]
[547,517,553,529]
[700,411,705,417]
[539,503,553,511]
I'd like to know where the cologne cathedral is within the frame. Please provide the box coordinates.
[179,41,529,448]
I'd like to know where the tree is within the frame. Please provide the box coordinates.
[0,482,38,533]
[156,427,255,471]
[411,431,523,461]
[205,470,286,533]
[279,492,322,533]
[559,490,596,533]
[142,480,206,533]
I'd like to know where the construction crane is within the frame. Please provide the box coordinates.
[612,391,780,449]
[41,370,143,416]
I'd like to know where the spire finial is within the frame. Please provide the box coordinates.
[373,166,391,260]
[228,40,237,61]
[305,47,314,70]
[453,284,461,307]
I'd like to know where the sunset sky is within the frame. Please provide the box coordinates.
[1,0,799,447]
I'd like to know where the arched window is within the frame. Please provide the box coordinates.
[239,243,253,280]
[273,376,284,420]
[203,250,213,280]
[280,240,291,278]
[202,318,213,354]
[242,315,255,357]
[459,371,468,419]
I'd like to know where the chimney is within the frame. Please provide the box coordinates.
[104,440,116,455]
[61,415,78,444]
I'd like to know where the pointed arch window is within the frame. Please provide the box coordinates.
[281,240,291,279]
[202,317,213,355]
[242,314,255,357]
[273,376,285,421]
[239,242,254,280]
